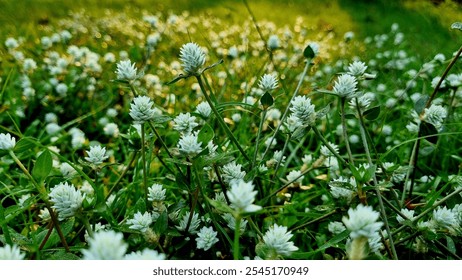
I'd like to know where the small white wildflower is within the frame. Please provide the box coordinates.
[103,123,119,137]
[344,31,355,41]
[44,112,58,123]
[196,226,219,251]
[195,101,212,118]
[290,95,316,126]
[55,83,68,97]
[80,181,94,196]
[23,58,37,72]
[258,73,278,93]
[231,113,241,123]
[0,244,25,260]
[221,161,246,185]
[18,194,31,207]
[49,182,84,221]
[60,162,78,179]
[262,224,298,257]
[347,61,367,77]
[5,37,19,49]
[396,208,415,224]
[423,104,447,130]
[227,180,262,213]
[228,46,238,58]
[333,74,357,98]
[328,221,347,235]
[41,36,52,49]
[0,133,16,150]
[173,112,199,135]
[129,96,156,123]
[432,206,458,229]
[273,150,286,164]
[115,59,138,81]
[124,249,166,260]
[329,177,356,203]
[178,133,202,156]
[267,35,280,50]
[148,183,166,202]
[82,230,127,260]
[39,208,51,222]
[106,108,118,117]
[286,170,304,184]
[179,42,206,76]
[45,123,61,135]
[320,142,339,157]
[84,145,109,165]
[176,211,201,234]
[126,211,153,233]
[342,204,383,239]
[222,213,247,231]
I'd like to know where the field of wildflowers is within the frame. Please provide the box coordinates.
[1,0,462,260]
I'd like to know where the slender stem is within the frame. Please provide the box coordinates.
[312,126,348,166]
[196,75,250,162]
[355,101,398,260]
[272,134,290,181]
[141,123,148,207]
[9,151,69,252]
[290,209,337,231]
[261,60,311,163]
[233,215,241,260]
[107,151,138,198]
[252,108,267,170]
[341,97,354,164]
[79,213,94,238]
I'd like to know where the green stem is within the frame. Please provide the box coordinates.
[341,97,354,164]
[312,126,347,166]
[233,215,241,260]
[141,123,149,207]
[196,75,250,162]
[107,151,138,198]
[272,134,290,182]
[252,108,267,170]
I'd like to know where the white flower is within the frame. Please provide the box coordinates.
[148,183,166,202]
[84,145,109,165]
[60,162,78,179]
[328,221,346,235]
[195,101,212,118]
[423,104,447,130]
[329,177,356,203]
[45,112,58,123]
[49,182,84,220]
[262,224,298,257]
[173,112,199,135]
[115,59,138,81]
[222,213,247,231]
[396,208,415,224]
[82,230,127,260]
[129,96,156,123]
[333,74,357,98]
[258,74,278,92]
[23,58,37,72]
[45,123,61,135]
[320,142,338,157]
[342,204,383,239]
[5,37,19,49]
[124,249,166,260]
[176,211,201,234]
[55,83,68,96]
[196,226,219,251]
[227,180,262,213]
[221,161,246,185]
[267,35,280,50]
[286,170,304,184]
[283,115,303,134]
[103,123,119,137]
[432,206,458,229]
[347,61,367,77]
[179,42,206,75]
[290,95,316,126]
[178,133,202,156]
[0,133,16,150]
[126,211,153,233]
[0,244,25,260]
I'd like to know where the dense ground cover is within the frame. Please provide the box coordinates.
[0,0,462,260]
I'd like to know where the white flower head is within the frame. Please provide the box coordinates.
[342,204,383,239]
[222,213,247,231]
[148,183,166,202]
[173,112,199,135]
[0,244,25,260]
[347,61,368,77]
[60,162,78,179]
[290,95,316,126]
[195,101,212,118]
[221,161,246,186]
[84,145,109,165]
[262,224,298,257]
[129,96,156,123]
[423,104,447,130]
[328,221,347,235]
[82,230,127,260]
[333,74,357,98]
[176,211,201,234]
[286,170,304,185]
[178,132,202,156]
[124,249,166,260]
[115,59,138,81]
[49,182,84,220]
[179,42,206,76]
[227,180,262,213]
[0,133,16,150]
[196,226,219,251]
[267,35,280,50]
[396,208,415,224]
[432,206,458,229]
[259,73,278,93]
[126,211,153,233]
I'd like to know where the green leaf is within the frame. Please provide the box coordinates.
[414,96,429,114]
[154,211,168,235]
[363,106,380,121]
[260,91,274,109]
[318,230,349,251]
[47,250,81,260]
[197,123,214,145]
[303,44,315,59]
[208,197,233,214]
[420,121,438,144]
[13,137,37,153]
[446,236,456,256]
[316,103,331,120]
[152,115,172,125]
[32,150,53,182]
[34,218,75,250]
[451,22,462,31]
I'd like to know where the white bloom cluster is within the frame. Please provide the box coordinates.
[125,248,166,260]
[148,183,166,202]
[267,35,280,50]
[179,42,206,75]
[227,180,262,213]
[289,95,316,126]
[342,204,383,239]
[396,208,415,224]
[115,59,138,81]
[329,176,356,203]
[178,132,202,156]
[84,145,109,165]
[0,244,25,260]
[221,161,246,185]
[262,224,298,257]
[333,74,358,98]
[173,112,199,135]
[126,211,153,233]
[258,73,278,93]
[176,211,201,234]
[347,61,368,77]
[49,182,84,220]
[286,170,304,185]
[82,230,127,260]
[60,162,78,179]
[0,133,16,150]
[222,213,247,231]
[328,221,346,235]
[423,104,447,131]
[432,206,458,230]
[195,101,212,118]
[195,226,219,251]
[129,96,156,123]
